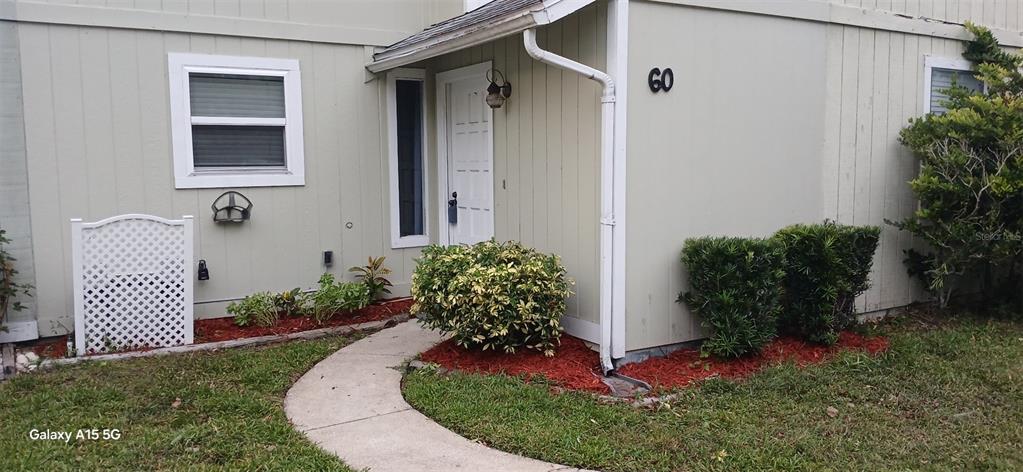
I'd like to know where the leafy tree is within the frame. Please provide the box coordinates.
[893,22,1023,308]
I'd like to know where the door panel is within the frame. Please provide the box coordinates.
[444,69,493,245]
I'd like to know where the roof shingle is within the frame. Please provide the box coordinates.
[374,0,543,58]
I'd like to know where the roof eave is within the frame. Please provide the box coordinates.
[367,13,538,73]
[366,0,594,73]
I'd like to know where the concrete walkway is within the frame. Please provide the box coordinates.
[284,320,593,472]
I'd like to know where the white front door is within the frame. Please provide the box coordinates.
[437,63,494,246]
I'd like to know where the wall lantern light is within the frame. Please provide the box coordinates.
[485,69,512,109]
[211,191,252,223]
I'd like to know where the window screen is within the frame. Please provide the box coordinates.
[929,68,984,114]
[192,126,286,168]
[396,80,425,237]
[189,73,285,118]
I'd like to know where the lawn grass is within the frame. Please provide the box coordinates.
[403,316,1023,471]
[0,334,361,471]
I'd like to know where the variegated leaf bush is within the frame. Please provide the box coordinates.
[411,240,572,356]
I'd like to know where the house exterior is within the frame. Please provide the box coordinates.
[2,0,1021,367]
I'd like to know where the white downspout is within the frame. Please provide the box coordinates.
[523,28,617,374]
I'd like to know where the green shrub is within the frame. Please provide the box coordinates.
[892,23,1023,308]
[228,292,279,327]
[411,240,571,356]
[349,256,393,300]
[311,273,371,323]
[273,288,305,317]
[679,237,785,358]
[774,222,881,345]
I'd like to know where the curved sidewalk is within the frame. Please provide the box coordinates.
[284,320,593,472]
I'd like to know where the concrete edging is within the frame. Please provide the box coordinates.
[36,314,409,369]
[284,320,595,472]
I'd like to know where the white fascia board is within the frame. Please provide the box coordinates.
[535,0,595,24]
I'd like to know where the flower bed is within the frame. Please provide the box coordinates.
[196,297,411,343]
[28,298,412,359]
[619,331,889,391]
[419,331,889,396]
[421,336,608,393]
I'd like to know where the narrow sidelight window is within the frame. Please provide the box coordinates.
[387,69,429,248]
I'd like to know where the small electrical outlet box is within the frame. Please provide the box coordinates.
[323,250,334,267]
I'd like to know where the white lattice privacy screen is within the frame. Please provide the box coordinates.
[72,214,194,355]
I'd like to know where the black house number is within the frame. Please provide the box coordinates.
[648,67,674,93]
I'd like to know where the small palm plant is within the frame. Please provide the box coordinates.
[349,256,393,301]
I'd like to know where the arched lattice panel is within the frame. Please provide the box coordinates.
[72,215,194,355]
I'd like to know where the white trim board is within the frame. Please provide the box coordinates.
[386,68,431,249]
[434,61,495,246]
[560,316,599,344]
[1,0,409,47]
[167,53,305,189]
[0,320,39,343]
[607,0,628,359]
[646,0,1023,48]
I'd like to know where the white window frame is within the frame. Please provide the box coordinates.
[386,68,430,249]
[168,53,305,189]
[923,55,980,114]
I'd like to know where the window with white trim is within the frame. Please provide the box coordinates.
[387,69,428,248]
[168,53,305,189]
[923,55,985,115]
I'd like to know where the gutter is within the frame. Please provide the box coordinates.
[523,27,618,375]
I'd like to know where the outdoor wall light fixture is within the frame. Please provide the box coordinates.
[211,191,253,223]
[486,69,512,109]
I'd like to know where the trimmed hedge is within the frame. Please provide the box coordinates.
[411,240,571,356]
[775,222,881,345]
[678,223,881,354]
[680,237,786,358]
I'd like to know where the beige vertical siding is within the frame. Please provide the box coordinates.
[832,0,1023,31]
[12,0,1020,347]
[16,23,424,336]
[419,2,608,329]
[624,0,1021,351]
[822,26,973,312]
[624,3,829,351]
[0,21,37,324]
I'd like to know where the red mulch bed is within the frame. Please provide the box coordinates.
[29,298,413,359]
[421,331,889,396]
[194,297,413,343]
[619,332,889,391]
[420,336,610,394]
[32,335,69,359]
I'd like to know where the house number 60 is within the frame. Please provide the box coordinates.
[648,67,674,93]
